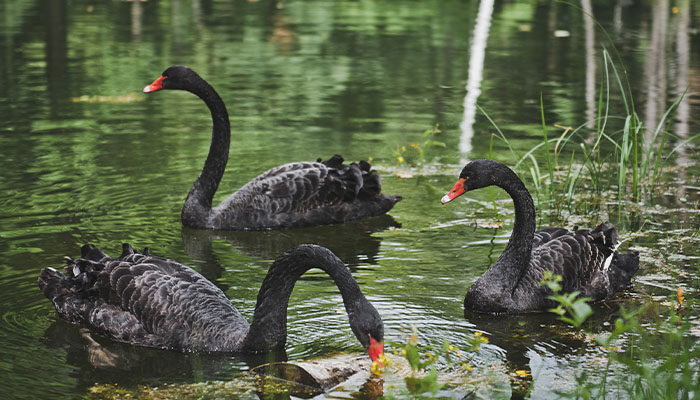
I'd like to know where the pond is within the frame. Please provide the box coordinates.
[1,0,698,399]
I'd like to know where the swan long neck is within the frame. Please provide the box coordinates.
[493,168,536,290]
[182,80,230,227]
[240,246,366,352]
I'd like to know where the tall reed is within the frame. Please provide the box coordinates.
[483,48,695,217]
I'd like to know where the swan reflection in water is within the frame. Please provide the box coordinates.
[41,320,276,386]
[42,321,384,398]
[181,214,401,282]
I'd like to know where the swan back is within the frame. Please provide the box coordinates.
[210,157,401,230]
[39,244,249,352]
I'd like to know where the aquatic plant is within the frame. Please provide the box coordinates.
[481,50,698,219]
[539,271,699,400]
[563,291,699,400]
[540,271,593,328]
[393,124,446,167]
[380,327,489,398]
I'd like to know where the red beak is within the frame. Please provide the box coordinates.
[368,336,384,366]
[441,178,467,204]
[143,76,166,93]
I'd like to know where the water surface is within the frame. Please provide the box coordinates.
[1,1,698,398]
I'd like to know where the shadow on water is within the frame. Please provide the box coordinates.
[181,215,401,281]
[41,320,286,389]
[42,321,385,399]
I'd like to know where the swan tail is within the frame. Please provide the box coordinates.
[357,160,381,198]
[320,154,402,205]
[320,155,363,200]
[320,154,344,169]
[38,267,93,324]
[81,243,111,262]
[39,244,117,323]
[39,267,162,348]
[40,245,168,348]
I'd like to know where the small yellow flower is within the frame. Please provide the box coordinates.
[371,361,383,375]
[410,143,420,149]
[465,364,473,372]
[425,352,434,359]
[448,344,456,352]
[370,361,384,375]
[672,6,680,14]
[401,146,407,152]
[473,331,488,343]
[515,370,530,377]
[397,156,405,163]
[379,353,391,367]
[401,348,407,356]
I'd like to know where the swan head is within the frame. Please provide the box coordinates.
[441,159,511,204]
[143,65,202,93]
[348,301,384,364]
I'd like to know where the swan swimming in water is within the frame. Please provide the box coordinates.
[38,243,384,362]
[441,160,639,314]
[143,65,401,230]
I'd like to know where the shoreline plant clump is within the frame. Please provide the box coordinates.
[542,274,699,400]
[481,47,698,222]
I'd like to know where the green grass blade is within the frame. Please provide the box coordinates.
[540,93,554,198]
[477,104,519,161]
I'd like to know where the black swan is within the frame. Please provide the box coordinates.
[441,160,639,314]
[38,244,385,362]
[143,65,401,230]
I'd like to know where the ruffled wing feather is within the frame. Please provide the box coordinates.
[39,244,249,352]
[212,155,400,229]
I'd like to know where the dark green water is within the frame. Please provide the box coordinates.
[1,1,698,398]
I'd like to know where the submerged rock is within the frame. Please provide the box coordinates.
[250,353,368,397]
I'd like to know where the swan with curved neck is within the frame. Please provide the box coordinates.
[143,66,401,230]
[38,244,384,362]
[442,160,639,313]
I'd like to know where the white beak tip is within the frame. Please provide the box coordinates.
[441,194,452,204]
